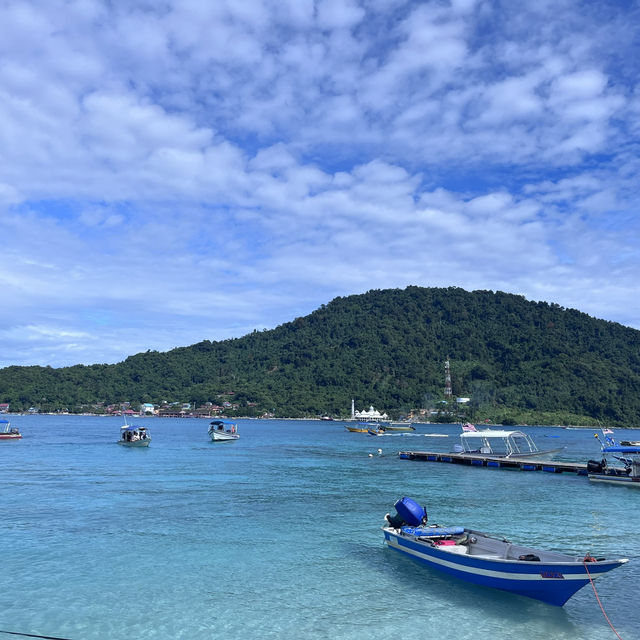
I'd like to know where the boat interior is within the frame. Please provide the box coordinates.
[394,527,579,562]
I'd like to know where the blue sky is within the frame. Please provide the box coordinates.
[1,0,639,368]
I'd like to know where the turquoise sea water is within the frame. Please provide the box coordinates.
[1,416,638,640]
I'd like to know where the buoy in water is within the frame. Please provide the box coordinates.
[377,448,382,455]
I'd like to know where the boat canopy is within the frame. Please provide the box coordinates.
[121,425,146,431]
[210,420,235,426]
[461,430,525,440]
[0,419,9,424]
[459,429,541,456]
[602,445,640,454]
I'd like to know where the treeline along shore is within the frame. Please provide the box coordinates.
[1,287,640,426]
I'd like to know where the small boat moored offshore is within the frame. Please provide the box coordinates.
[382,497,627,606]
[380,422,416,432]
[454,424,562,459]
[345,422,380,433]
[0,419,21,440]
[208,420,239,442]
[118,424,151,447]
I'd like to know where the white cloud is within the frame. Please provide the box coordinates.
[0,0,638,367]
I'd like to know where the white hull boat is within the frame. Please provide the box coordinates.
[118,423,151,447]
[208,420,239,442]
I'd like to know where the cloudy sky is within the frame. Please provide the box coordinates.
[1,0,639,368]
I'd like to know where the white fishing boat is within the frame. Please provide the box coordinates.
[382,497,627,606]
[118,424,151,447]
[454,425,562,459]
[0,419,21,440]
[208,420,239,442]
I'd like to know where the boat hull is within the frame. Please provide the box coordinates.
[0,433,22,440]
[383,528,625,606]
[209,432,240,442]
[589,473,640,486]
[117,439,151,447]
[458,447,563,460]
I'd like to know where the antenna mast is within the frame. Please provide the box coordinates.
[444,358,452,398]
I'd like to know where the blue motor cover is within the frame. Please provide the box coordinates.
[394,497,427,526]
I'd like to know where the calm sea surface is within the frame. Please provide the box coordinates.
[1,416,638,640]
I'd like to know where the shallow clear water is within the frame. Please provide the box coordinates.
[1,416,638,640]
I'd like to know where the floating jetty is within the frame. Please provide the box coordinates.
[398,450,587,475]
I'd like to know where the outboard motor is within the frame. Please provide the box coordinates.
[393,497,428,527]
[385,512,405,528]
[587,459,604,473]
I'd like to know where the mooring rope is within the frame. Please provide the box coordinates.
[583,560,624,640]
[0,629,72,640]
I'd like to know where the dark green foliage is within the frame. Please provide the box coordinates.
[1,287,640,424]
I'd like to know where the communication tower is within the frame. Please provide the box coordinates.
[444,358,452,397]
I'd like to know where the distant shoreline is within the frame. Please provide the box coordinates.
[3,412,636,429]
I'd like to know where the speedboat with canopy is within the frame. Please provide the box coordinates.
[208,420,239,442]
[454,426,563,459]
[0,419,21,440]
[382,496,627,606]
[118,424,151,447]
[588,431,640,486]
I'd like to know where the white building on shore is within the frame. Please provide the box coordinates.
[351,399,388,421]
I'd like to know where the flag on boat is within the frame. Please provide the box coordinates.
[462,423,477,432]
[602,428,614,435]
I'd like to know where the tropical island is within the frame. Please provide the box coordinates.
[1,286,639,427]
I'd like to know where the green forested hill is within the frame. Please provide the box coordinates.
[2,287,640,425]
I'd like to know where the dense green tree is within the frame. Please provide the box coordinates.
[1,287,640,425]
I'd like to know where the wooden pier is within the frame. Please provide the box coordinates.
[398,450,588,475]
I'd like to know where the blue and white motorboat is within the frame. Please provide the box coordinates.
[382,497,627,606]
[588,432,640,486]
[208,420,239,442]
